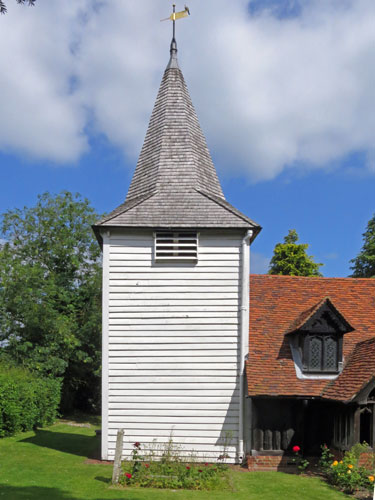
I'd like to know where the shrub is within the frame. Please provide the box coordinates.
[119,441,229,490]
[291,445,309,472]
[0,363,61,437]
[319,443,375,494]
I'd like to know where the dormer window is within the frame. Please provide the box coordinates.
[154,231,198,262]
[286,297,354,376]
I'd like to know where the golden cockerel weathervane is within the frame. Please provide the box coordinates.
[161,4,190,41]
[161,4,190,22]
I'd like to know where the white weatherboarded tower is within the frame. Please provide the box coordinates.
[94,33,260,463]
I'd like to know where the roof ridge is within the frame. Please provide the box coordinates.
[252,274,375,281]
[195,188,261,232]
[96,192,157,225]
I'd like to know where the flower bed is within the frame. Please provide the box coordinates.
[319,443,375,495]
[119,441,230,490]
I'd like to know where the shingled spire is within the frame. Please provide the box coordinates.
[95,36,260,234]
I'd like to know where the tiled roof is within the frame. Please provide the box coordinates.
[247,275,375,401]
[323,338,375,402]
[94,43,260,234]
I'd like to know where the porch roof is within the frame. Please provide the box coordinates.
[247,275,375,402]
[323,337,375,402]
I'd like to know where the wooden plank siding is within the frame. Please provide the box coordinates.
[102,229,244,461]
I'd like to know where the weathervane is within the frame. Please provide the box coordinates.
[161,4,190,42]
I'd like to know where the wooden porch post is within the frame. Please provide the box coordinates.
[353,407,361,445]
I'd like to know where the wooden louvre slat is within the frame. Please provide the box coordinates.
[155,232,198,261]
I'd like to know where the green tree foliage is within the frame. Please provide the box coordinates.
[350,214,375,278]
[268,229,323,276]
[0,0,35,14]
[0,192,102,412]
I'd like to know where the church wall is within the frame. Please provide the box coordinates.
[101,228,245,462]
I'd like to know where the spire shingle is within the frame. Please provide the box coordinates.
[95,43,260,234]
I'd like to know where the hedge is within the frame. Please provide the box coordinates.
[0,363,61,437]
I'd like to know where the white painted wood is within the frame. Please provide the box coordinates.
[108,390,239,397]
[109,337,237,344]
[108,324,237,331]
[109,273,240,280]
[102,229,244,462]
[101,231,110,460]
[239,230,252,460]
[108,428,240,436]
[108,403,239,410]
[108,396,238,403]
[109,366,238,373]
[109,356,239,363]
[109,369,237,376]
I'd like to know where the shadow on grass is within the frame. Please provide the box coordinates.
[61,412,101,427]
[20,429,100,459]
[95,476,112,484]
[0,485,136,500]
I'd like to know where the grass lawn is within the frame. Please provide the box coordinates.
[0,420,348,500]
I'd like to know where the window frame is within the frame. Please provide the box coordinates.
[300,332,342,374]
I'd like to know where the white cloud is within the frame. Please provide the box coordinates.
[251,252,270,274]
[0,0,374,180]
[0,1,89,163]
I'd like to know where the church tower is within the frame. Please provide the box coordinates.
[94,24,260,462]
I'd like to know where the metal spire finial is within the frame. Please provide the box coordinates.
[161,4,190,69]
[170,3,177,58]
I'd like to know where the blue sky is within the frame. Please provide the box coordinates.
[0,0,374,276]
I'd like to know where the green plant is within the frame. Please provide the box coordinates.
[0,362,61,436]
[120,438,229,490]
[131,442,144,476]
[291,445,309,472]
[217,429,234,465]
[0,191,102,413]
[350,441,370,460]
[319,443,335,469]
[350,213,375,278]
[319,444,375,494]
[268,229,323,276]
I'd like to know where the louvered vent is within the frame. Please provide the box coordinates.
[154,232,198,261]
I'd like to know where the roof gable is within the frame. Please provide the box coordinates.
[285,297,354,336]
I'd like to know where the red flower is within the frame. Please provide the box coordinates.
[186,466,190,470]
[133,442,140,448]
[292,445,300,453]
[145,464,150,468]
[204,462,209,466]
[198,469,203,472]
[125,473,132,479]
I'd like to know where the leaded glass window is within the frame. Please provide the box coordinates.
[325,336,338,371]
[305,335,339,372]
[309,337,322,371]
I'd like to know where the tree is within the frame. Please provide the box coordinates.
[350,214,375,278]
[268,229,323,276]
[0,192,102,412]
[0,0,35,15]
